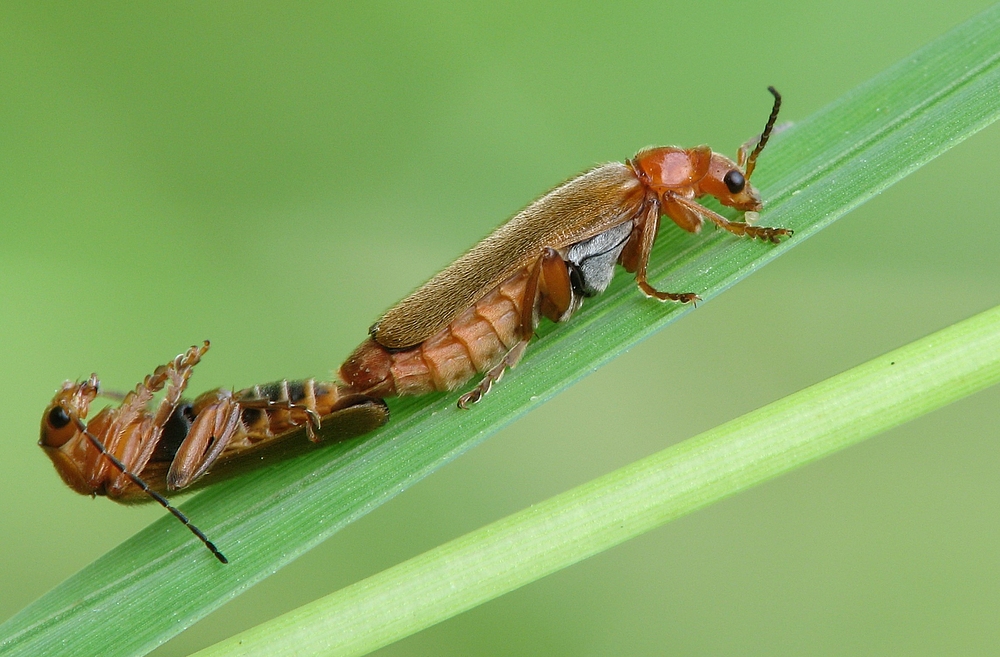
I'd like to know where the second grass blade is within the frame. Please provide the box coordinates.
[191,302,1000,657]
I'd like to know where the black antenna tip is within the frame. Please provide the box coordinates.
[210,545,229,564]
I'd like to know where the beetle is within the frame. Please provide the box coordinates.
[340,87,790,408]
[40,341,389,562]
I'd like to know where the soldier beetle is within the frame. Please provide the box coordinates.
[41,87,789,561]
[40,342,388,563]
[341,87,790,407]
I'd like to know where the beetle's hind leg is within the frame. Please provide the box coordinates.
[232,396,323,441]
[457,345,523,409]
[457,341,528,409]
[458,248,575,409]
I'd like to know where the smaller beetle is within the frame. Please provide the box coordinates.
[40,341,389,563]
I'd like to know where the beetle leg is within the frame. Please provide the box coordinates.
[627,201,700,304]
[457,341,528,409]
[234,397,323,442]
[738,122,793,167]
[168,392,242,490]
[97,388,128,402]
[458,247,573,408]
[149,341,209,429]
[670,194,792,244]
[737,134,759,168]
[537,246,578,322]
[660,195,704,234]
[108,342,209,497]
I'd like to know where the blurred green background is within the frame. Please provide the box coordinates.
[2,2,999,655]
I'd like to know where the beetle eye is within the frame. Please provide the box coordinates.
[41,404,78,448]
[723,170,745,194]
[48,405,71,429]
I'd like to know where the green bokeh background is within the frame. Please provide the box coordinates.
[3,2,999,655]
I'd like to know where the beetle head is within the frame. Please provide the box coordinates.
[39,376,105,496]
[40,376,99,449]
[696,86,781,212]
[695,151,763,212]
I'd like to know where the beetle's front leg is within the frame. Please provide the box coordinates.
[670,194,792,244]
[458,248,573,409]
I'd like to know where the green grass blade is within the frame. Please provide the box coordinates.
[191,303,1000,657]
[3,4,1000,657]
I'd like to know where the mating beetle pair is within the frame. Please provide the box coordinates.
[41,88,790,561]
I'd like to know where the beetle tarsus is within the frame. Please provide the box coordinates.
[457,355,507,409]
[745,225,793,243]
[637,281,700,304]
[458,341,528,409]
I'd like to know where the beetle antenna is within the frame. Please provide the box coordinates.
[744,86,781,180]
[71,412,228,563]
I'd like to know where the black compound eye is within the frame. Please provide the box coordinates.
[48,405,71,429]
[723,170,746,194]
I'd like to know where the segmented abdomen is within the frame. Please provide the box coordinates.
[341,269,530,397]
[191,378,350,444]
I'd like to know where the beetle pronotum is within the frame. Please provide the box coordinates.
[41,88,789,561]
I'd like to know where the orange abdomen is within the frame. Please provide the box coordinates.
[341,270,529,397]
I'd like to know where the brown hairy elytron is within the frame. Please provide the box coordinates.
[41,88,789,561]
[342,87,790,407]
